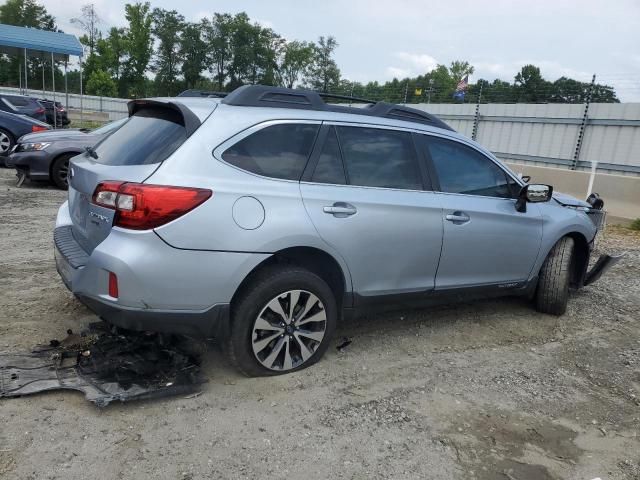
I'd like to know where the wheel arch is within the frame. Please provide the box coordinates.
[230,246,351,312]
[565,231,590,287]
[48,150,82,178]
[538,231,590,288]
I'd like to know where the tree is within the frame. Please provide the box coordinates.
[203,13,233,90]
[305,36,340,92]
[122,2,153,97]
[0,0,56,29]
[98,28,126,81]
[180,22,208,90]
[514,64,550,102]
[86,69,117,97]
[71,4,101,57]
[151,8,185,96]
[449,60,474,82]
[278,40,314,88]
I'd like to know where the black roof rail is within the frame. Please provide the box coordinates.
[177,89,228,98]
[221,85,454,131]
[317,92,377,105]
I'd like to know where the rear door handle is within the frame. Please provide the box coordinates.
[445,211,470,223]
[323,202,357,217]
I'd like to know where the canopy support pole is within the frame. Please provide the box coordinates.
[64,59,68,111]
[79,55,84,127]
[41,54,45,97]
[18,62,22,93]
[23,48,27,92]
[51,52,56,129]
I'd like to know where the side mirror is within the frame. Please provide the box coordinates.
[515,184,553,212]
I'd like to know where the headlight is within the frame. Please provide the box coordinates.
[17,142,50,152]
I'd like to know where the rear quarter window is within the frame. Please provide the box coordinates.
[92,107,187,166]
[221,123,319,180]
[3,96,31,107]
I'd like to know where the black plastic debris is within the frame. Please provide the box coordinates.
[0,322,206,407]
[336,337,352,352]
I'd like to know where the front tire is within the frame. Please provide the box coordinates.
[226,266,337,377]
[51,154,72,189]
[535,236,575,315]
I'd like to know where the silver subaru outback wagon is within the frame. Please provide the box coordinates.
[54,85,619,376]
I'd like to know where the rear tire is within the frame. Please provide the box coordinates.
[226,265,337,377]
[535,236,574,315]
[51,154,72,190]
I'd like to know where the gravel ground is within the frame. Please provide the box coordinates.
[1,168,639,480]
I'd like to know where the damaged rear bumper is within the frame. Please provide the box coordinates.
[76,294,229,338]
[583,254,624,286]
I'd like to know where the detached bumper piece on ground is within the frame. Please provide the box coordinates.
[0,323,205,407]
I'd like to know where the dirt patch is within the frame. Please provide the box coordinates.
[0,168,639,479]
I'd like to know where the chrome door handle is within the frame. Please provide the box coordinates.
[323,203,357,217]
[445,211,470,223]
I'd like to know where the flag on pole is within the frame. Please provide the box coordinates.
[453,75,468,101]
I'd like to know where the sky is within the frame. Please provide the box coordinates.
[39,0,640,101]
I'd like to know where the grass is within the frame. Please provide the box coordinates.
[67,120,104,130]
[630,218,640,231]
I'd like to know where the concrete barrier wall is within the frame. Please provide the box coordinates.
[506,162,639,220]
[415,102,640,176]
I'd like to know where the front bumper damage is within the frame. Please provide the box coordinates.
[584,254,624,286]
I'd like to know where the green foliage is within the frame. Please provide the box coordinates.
[304,36,340,92]
[180,22,208,89]
[0,1,623,104]
[122,2,153,97]
[0,0,56,29]
[630,219,640,231]
[86,69,117,97]
[277,40,315,89]
[151,8,185,96]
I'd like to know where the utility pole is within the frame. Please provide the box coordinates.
[472,83,483,141]
[572,74,596,170]
[427,78,434,104]
[403,81,408,104]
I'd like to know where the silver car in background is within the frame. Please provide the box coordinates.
[54,85,618,376]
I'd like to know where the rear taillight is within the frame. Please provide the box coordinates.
[91,181,212,230]
[32,125,48,132]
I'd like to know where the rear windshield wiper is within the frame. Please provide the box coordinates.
[84,146,99,159]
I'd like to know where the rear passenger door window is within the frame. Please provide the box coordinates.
[311,127,346,185]
[336,126,422,190]
[222,123,319,180]
[424,135,518,198]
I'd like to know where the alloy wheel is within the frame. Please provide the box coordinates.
[251,289,327,371]
[57,159,69,186]
[0,132,11,153]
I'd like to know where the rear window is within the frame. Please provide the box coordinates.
[92,108,187,165]
[222,123,319,180]
[3,96,31,107]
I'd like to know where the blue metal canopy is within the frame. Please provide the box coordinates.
[0,23,83,60]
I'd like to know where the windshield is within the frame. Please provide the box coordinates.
[92,117,128,135]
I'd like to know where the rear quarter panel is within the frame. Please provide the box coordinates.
[147,111,353,289]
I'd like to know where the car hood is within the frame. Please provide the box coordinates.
[553,191,591,208]
[18,129,93,143]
